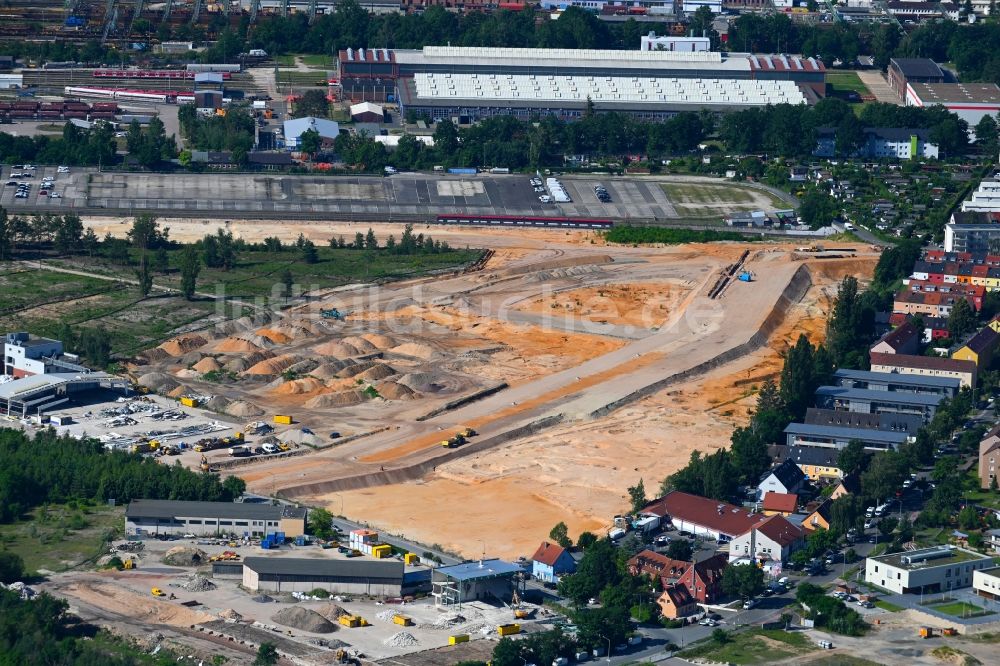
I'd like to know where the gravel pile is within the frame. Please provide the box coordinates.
[271,607,337,634]
[251,594,274,603]
[182,574,217,592]
[376,610,398,622]
[384,631,419,648]
[219,608,243,621]
[161,546,207,567]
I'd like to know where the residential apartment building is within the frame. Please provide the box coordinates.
[893,289,980,318]
[804,408,922,436]
[869,352,978,389]
[973,567,1000,601]
[627,550,729,604]
[784,422,910,451]
[865,546,993,595]
[788,444,843,482]
[952,327,1000,368]
[813,385,943,422]
[979,425,1000,489]
[814,127,939,160]
[831,368,960,398]
[729,515,804,564]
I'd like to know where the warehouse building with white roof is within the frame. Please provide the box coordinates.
[337,46,826,113]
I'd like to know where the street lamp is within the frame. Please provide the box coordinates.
[600,634,611,663]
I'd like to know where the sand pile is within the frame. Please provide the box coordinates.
[162,546,207,567]
[384,631,419,647]
[256,328,292,344]
[277,428,322,445]
[139,348,171,363]
[310,362,349,380]
[166,386,188,399]
[224,350,274,373]
[214,337,265,353]
[252,594,274,603]
[375,381,419,400]
[390,342,437,360]
[219,608,243,621]
[204,395,231,412]
[336,361,377,379]
[271,607,337,634]
[138,372,179,392]
[362,333,397,349]
[316,604,349,622]
[312,341,363,357]
[305,390,369,408]
[358,363,396,381]
[225,400,264,418]
[193,357,222,373]
[397,372,462,394]
[245,354,300,376]
[158,335,207,356]
[273,377,326,395]
[181,351,204,366]
[342,336,379,354]
[174,369,199,380]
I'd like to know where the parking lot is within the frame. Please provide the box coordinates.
[0,167,790,223]
[0,164,80,207]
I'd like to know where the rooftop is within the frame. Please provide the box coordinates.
[282,116,340,140]
[784,422,911,445]
[870,545,991,570]
[891,58,945,78]
[435,558,523,581]
[531,541,568,567]
[870,352,977,374]
[789,444,842,468]
[814,385,944,407]
[909,83,1000,105]
[959,327,1000,354]
[0,372,108,402]
[641,491,758,537]
[833,368,961,390]
[409,72,806,108]
[762,492,798,513]
[243,556,403,580]
[125,499,307,521]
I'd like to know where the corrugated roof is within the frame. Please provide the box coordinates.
[243,556,403,580]
[833,368,960,389]
[125,499,306,521]
[436,559,523,581]
[890,58,945,78]
[641,491,758,537]
[814,385,944,407]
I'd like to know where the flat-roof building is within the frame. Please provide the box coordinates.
[906,82,1000,129]
[870,352,978,389]
[814,385,943,422]
[804,408,923,435]
[866,545,993,595]
[784,422,910,452]
[973,566,1000,601]
[431,559,524,607]
[641,491,759,541]
[888,58,945,101]
[832,368,961,398]
[242,556,404,595]
[125,499,307,538]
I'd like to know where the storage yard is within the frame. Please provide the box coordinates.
[76,218,881,560]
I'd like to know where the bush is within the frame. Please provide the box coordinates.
[309,588,330,599]
[103,556,124,570]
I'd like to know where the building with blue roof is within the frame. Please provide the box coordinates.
[431,558,524,607]
[282,116,340,150]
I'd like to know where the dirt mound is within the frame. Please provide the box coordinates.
[273,377,326,395]
[315,603,349,622]
[375,381,419,400]
[225,400,264,418]
[224,350,274,373]
[310,362,349,380]
[361,333,397,349]
[193,357,222,373]
[174,369,199,380]
[204,395,231,412]
[336,360,377,379]
[397,372,464,394]
[158,335,207,356]
[390,342,437,360]
[138,372,179,392]
[181,351,204,366]
[342,336,379,354]
[245,354,300,376]
[219,608,243,621]
[214,337,265,353]
[179,574,216,592]
[357,363,396,381]
[305,390,369,408]
[166,386,188,399]
[139,347,171,363]
[256,328,292,344]
[271,606,337,634]
[162,546,207,567]
[278,428,322,445]
[312,341,361,358]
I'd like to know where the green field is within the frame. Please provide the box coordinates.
[931,601,993,618]
[661,182,788,218]
[0,504,122,574]
[274,54,332,69]
[874,599,905,612]
[678,629,816,664]
[826,71,872,97]
[276,70,329,87]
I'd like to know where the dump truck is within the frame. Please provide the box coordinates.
[919,627,934,639]
[460,427,477,438]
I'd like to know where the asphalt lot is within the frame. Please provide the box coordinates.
[0,167,779,224]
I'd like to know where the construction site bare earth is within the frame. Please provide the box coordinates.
[124,220,879,559]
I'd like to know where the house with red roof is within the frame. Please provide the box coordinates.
[761,491,798,517]
[627,549,728,604]
[530,541,576,584]
[728,515,804,564]
[641,491,759,541]
[657,584,699,619]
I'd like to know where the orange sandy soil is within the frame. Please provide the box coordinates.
[318,256,871,559]
[511,282,690,329]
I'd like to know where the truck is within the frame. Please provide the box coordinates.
[248,49,268,57]
[632,515,660,534]
[228,445,252,457]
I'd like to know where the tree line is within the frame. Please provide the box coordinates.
[0,428,244,524]
[0,122,116,168]
[178,103,256,156]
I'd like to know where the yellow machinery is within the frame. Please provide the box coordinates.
[919,627,934,639]
[274,415,293,425]
[123,559,135,570]
[151,587,165,597]
[371,544,392,559]
[404,553,419,565]
[497,624,520,636]
[460,427,477,438]
[199,455,210,472]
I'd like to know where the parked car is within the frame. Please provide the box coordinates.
[742,599,757,610]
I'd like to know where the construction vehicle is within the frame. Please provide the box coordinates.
[460,427,477,438]
[123,558,135,570]
[441,433,467,449]
[209,550,240,562]
[737,271,754,282]
[151,588,165,597]
[919,627,934,639]
[131,440,160,454]
[199,455,210,473]
[244,421,273,435]
[321,307,345,320]
[278,443,291,452]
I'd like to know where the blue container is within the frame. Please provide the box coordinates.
[276,532,285,543]
[261,540,272,550]
[447,167,477,175]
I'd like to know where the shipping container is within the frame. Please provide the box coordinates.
[449,634,470,645]
[404,553,419,565]
[447,167,478,175]
[180,397,198,407]
[497,624,521,636]
[273,414,292,424]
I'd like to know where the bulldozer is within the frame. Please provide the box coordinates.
[151,587,165,597]
[123,558,135,570]
[321,307,346,320]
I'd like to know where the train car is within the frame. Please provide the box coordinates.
[434,214,613,229]
[64,86,116,100]
[185,63,241,73]
[93,69,201,80]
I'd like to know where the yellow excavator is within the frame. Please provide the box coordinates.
[199,455,209,472]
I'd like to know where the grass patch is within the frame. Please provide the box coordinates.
[826,71,872,96]
[0,504,122,573]
[932,646,982,666]
[604,226,755,244]
[273,54,296,66]
[661,182,787,218]
[300,54,331,68]
[809,657,883,666]
[277,70,328,87]
[874,599,905,612]
[678,629,816,664]
[931,601,993,618]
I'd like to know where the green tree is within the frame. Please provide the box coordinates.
[179,244,201,300]
[861,451,909,503]
[721,564,765,600]
[976,114,999,157]
[253,643,279,666]
[299,128,322,157]
[837,439,868,478]
[153,246,170,274]
[281,269,294,301]
[549,521,572,548]
[308,508,336,539]
[301,239,318,264]
[948,298,977,340]
[136,260,153,297]
[665,539,693,561]
[577,531,597,550]
[0,551,24,584]
[365,227,379,250]
[780,335,820,419]
[627,478,647,513]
